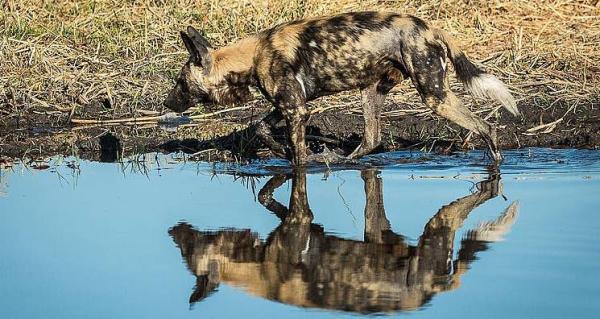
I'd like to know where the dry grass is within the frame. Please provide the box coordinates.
[1,0,599,127]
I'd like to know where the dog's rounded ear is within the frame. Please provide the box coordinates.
[180,31,197,59]
[180,28,212,70]
[187,26,213,49]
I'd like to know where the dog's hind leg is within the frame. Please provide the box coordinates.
[256,109,286,158]
[407,46,502,161]
[349,82,386,159]
[423,93,501,162]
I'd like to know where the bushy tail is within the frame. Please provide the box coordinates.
[433,29,520,117]
[465,201,519,242]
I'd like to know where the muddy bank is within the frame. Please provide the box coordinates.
[1,95,599,163]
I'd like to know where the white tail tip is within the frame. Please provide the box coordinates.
[466,74,520,117]
[466,201,520,242]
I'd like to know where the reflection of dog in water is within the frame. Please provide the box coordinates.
[169,170,518,314]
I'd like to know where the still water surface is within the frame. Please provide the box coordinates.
[1,149,599,318]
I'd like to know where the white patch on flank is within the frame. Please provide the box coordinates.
[295,73,307,97]
[309,40,318,48]
[440,57,447,71]
[466,74,520,116]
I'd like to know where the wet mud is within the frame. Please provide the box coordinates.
[1,98,599,162]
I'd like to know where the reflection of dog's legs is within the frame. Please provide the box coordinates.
[449,201,519,290]
[258,174,289,220]
[423,173,500,235]
[362,169,391,243]
[256,169,312,224]
[349,83,386,159]
[265,168,313,266]
[287,168,313,224]
[361,169,406,244]
[419,173,501,280]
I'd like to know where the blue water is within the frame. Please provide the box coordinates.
[1,149,599,318]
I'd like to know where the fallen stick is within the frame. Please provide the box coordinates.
[525,118,563,133]
[71,115,163,125]
[189,105,254,119]
[71,105,255,125]
[310,104,343,115]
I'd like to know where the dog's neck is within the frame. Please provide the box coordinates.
[209,36,258,86]
[203,36,259,105]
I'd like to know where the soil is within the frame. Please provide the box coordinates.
[1,97,599,164]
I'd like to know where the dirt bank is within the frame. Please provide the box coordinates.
[2,90,599,163]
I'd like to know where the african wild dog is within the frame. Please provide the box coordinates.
[164,12,520,165]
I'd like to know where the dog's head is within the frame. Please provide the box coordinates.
[164,26,254,113]
[163,26,215,112]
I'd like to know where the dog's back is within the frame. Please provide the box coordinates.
[256,12,434,99]
[256,11,517,115]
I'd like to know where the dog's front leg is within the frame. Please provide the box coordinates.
[268,72,310,166]
[281,104,309,166]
